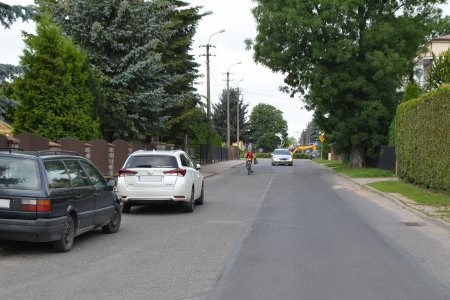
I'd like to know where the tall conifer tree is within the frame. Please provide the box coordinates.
[52,0,178,141]
[12,15,101,140]
[159,1,205,145]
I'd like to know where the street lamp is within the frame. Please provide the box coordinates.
[236,79,244,149]
[201,29,225,162]
[226,62,241,147]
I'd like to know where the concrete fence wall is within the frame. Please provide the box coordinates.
[0,134,187,178]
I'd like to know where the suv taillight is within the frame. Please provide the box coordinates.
[21,199,51,212]
[163,168,186,177]
[119,168,138,176]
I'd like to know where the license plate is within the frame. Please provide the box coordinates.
[138,176,162,182]
[0,199,10,209]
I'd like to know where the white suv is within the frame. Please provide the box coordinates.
[116,150,204,213]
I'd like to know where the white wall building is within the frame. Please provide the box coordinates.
[416,34,450,88]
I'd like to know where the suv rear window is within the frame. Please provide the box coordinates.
[0,156,40,190]
[125,155,177,168]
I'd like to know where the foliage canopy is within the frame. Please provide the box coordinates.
[249,103,287,152]
[426,49,450,90]
[251,0,445,166]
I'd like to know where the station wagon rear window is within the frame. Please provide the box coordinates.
[125,155,177,168]
[0,156,40,190]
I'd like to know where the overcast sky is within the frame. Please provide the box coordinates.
[1,0,449,138]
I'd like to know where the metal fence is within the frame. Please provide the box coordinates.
[377,146,396,174]
[199,144,240,165]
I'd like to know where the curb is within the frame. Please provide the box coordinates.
[335,172,450,231]
[203,173,217,179]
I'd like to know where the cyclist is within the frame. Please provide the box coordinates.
[244,149,255,174]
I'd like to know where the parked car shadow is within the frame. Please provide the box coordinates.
[126,203,197,215]
[0,229,107,256]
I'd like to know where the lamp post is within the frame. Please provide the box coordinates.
[236,79,244,149]
[226,62,241,147]
[201,29,225,162]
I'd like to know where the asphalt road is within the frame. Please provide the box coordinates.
[1,159,449,300]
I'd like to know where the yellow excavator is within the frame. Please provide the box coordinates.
[290,144,317,155]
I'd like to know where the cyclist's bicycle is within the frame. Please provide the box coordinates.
[246,157,253,175]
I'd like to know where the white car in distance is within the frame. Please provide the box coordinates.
[116,150,204,213]
[271,148,293,166]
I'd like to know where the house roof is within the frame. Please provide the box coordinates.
[0,121,13,135]
[431,34,450,41]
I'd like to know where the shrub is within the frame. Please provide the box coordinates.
[395,85,450,192]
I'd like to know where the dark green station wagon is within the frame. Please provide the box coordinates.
[0,150,122,252]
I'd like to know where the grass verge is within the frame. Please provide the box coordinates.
[368,181,450,206]
[315,160,450,220]
[313,159,394,177]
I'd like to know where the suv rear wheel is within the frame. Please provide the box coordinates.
[195,183,204,205]
[122,202,131,213]
[184,188,195,213]
[53,215,75,252]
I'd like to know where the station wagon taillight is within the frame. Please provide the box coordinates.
[21,199,51,212]
[119,168,138,176]
[163,168,186,177]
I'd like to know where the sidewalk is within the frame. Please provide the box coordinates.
[200,159,245,179]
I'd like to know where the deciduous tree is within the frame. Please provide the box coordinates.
[426,49,450,90]
[251,0,445,166]
[249,103,287,152]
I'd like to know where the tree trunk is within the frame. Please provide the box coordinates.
[348,144,365,168]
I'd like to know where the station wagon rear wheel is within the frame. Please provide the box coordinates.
[53,215,75,252]
[102,204,121,234]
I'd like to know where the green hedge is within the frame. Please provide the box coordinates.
[293,153,312,159]
[254,152,272,158]
[395,85,450,192]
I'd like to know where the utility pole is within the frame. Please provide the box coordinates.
[226,62,241,148]
[236,79,244,149]
[226,71,230,147]
[200,29,225,162]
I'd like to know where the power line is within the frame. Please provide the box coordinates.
[244,90,303,101]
